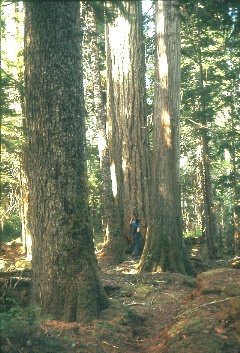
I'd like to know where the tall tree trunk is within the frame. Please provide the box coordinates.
[200,129,217,259]
[85,5,124,264]
[106,1,150,245]
[140,0,196,276]
[196,14,217,260]
[24,2,108,322]
[231,102,240,256]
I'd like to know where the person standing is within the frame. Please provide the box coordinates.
[131,217,141,257]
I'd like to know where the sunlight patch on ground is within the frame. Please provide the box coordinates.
[0,260,5,270]
[113,259,140,274]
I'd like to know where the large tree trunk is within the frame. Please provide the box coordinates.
[24,2,108,322]
[140,0,196,276]
[85,5,124,265]
[106,1,150,245]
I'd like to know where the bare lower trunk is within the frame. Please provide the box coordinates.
[85,6,124,265]
[140,0,196,276]
[25,2,108,322]
[106,1,150,244]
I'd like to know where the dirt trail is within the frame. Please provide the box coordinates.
[1,241,240,353]
[98,257,194,351]
[98,257,240,353]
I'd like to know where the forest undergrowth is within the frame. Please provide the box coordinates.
[1,238,240,353]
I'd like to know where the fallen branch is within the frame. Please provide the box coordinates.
[0,276,31,288]
[234,332,240,343]
[103,341,119,349]
[123,301,146,307]
[14,270,24,289]
[0,269,32,278]
[215,257,240,263]
[5,337,23,352]
[175,296,240,320]
[150,292,159,307]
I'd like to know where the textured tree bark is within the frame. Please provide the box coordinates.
[230,106,239,256]
[196,10,217,260]
[201,129,217,259]
[106,1,150,244]
[140,0,196,276]
[24,2,108,322]
[85,5,124,264]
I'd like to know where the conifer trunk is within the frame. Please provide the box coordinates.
[196,13,217,260]
[85,6,124,264]
[106,1,150,245]
[140,0,196,276]
[24,2,108,322]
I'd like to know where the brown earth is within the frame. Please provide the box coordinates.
[0,239,240,353]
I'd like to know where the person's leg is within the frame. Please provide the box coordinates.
[133,234,140,256]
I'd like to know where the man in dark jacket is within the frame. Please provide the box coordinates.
[131,217,141,257]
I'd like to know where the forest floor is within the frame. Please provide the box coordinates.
[1,239,240,353]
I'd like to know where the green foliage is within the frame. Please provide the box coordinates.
[1,213,21,242]
[0,301,67,350]
[180,0,240,253]
[87,143,104,239]
[0,300,41,339]
[1,70,24,185]
[83,0,129,33]
[1,3,25,236]
[1,0,239,256]
[184,226,202,238]
[143,2,154,149]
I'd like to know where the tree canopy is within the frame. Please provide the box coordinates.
[1,0,239,278]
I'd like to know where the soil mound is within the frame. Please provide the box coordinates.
[1,241,240,352]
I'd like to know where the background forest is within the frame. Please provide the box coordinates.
[1,1,240,351]
[1,0,239,259]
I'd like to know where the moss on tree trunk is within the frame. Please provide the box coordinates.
[24,2,108,322]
